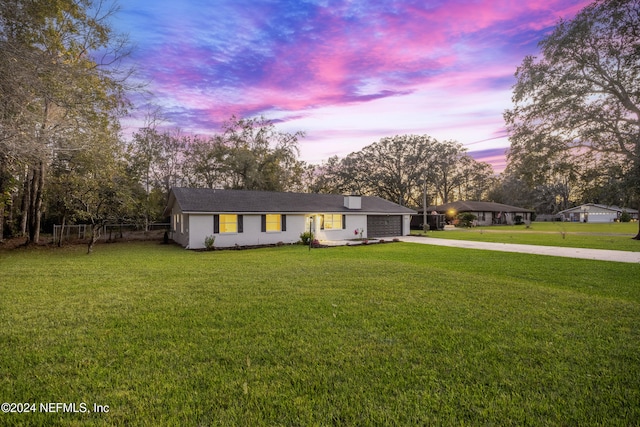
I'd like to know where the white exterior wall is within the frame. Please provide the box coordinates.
[171,211,410,249]
[476,212,492,226]
[475,211,530,226]
[170,206,189,247]
[504,213,514,225]
[219,214,307,248]
[314,214,368,241]
[188,214,214,249]
[585,208,618,223]
[403,214,411,235]
[565,206,619,223]
[184,214,309,249]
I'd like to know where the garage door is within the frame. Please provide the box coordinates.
[367,215,402,238]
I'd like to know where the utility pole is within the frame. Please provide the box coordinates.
[423,179,428,232]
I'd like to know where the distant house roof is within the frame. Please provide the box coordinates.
[424,201,534,214]
[558,204,639,214]
[164,188,416,216]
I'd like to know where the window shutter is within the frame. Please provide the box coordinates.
[320,215,325,230]
[281,214,287,232]
[213,215,219,234]
[342,215,346,229]
[261,215,266,232]
[238,215,243,233]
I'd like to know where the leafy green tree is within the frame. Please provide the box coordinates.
[48,126,135,253]
[220,116,304,191]
[0,0,130,243]
[325,135,494,207]
[298,157,347,194]
[456,158,496,202]
[502,150,577,214]
[488,173,533,209]
[181,136,228,189]
[127,126,186,228]
[125,115,305,220]
[429,140,493,204]
[505,0,640,239]
[578,158,636,206]
[339,135,436,206]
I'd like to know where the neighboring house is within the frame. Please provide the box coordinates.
[557,204,639,223]
[413,201,535,227]
[164,187,416,249]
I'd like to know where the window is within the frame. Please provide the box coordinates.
[266,214,281,232]
[266,214,280,232]
[261,214,286,232]
[219,214,237,233]
[322,214,343,230]
[214,214,243,234]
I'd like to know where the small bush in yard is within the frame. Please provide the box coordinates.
[457,212,477,227]
[299,231,314,245]
[620,211,631,222]
[204,235,215,250]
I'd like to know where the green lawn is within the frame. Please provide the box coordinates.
[415,221,640,252]
[1,242,639,426]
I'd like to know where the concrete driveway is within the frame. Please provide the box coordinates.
[397,235,640,264]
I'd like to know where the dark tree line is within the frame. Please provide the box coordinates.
[304,135,495,207]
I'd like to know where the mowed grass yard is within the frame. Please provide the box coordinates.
[1,241,639,426]
[417,221,640,252]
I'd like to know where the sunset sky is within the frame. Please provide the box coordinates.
[114,0,592,172]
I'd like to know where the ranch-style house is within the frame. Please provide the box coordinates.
[558,204,639,223]
[413,200,535,229]
[164,187,416,249]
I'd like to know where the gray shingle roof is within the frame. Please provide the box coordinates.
[166,187,416,215]
[558,204,639,214]
[425,201,534,213]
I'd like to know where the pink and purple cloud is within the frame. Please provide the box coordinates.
[115,0,592,172]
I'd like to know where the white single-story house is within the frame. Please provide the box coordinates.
[414,201,535,227]
[164,188,416,249]
[558,204,639,223]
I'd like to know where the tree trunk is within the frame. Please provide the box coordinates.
[58,215,66,247]
[632,148,640,241]
[20,168,31,237]
[0,202,4,243]
[0,160,6,242]
[633,200,640,240]
[27,166,38,243]
[87,222,102,254]
[6,197,14,238]
[27,161,45,244]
